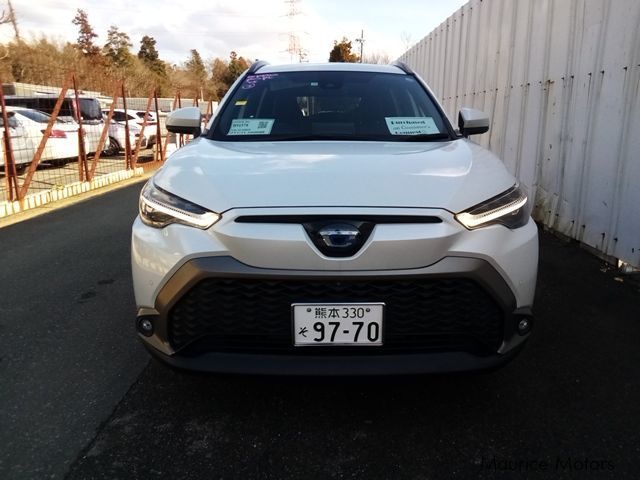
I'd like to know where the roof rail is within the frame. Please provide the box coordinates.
[248,60,270,74]
[391,61,414,75]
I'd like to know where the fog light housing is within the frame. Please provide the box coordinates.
[517,318,532,335]
[137,317,155,337]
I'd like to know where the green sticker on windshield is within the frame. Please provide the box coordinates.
[385,117,439,135]
[228,119,275,135]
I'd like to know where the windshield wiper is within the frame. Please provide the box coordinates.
[398,133,451,142]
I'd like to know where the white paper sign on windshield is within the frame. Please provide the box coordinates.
[228,119,275,135]
[385,117,439,135]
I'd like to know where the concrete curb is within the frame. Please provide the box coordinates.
[0,167,146,218]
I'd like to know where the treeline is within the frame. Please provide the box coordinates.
[0,9,251,99]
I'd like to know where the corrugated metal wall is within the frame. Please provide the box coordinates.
[400,0,640,267]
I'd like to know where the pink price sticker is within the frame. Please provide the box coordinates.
[242,73,279,89]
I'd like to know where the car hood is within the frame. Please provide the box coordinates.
[153,138,515,213]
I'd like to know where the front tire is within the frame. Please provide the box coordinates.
[103,137,121,156]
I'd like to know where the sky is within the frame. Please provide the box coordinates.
[1,0,468,65]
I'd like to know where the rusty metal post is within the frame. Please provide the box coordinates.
[177,91,184,148]
[204,100,213,132]
[162,92,180,162]
[0,83,20,202]
[132,88,154,168]
[121,82,132,170]
[153,89,163,163]
[89,81,121,180]
[72,74,89,182]
[19,73,74,200]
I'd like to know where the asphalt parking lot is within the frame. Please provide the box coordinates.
[1,182,638,479]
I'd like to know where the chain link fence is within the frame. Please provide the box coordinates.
[1,69,215,215]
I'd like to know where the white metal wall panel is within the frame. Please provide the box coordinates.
[400,0,640,267]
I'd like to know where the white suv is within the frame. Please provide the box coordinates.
[131,62,538,374]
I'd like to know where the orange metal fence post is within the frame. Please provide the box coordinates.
[72,74,89,182]
[204,100,213,132]
[177,91,184,148]
[162,92,180,162]
[89,81,121,180]
[132,87,154,169]
[153,89,163,163]
[122,83,132,170]
[0,83,20,202]
[19,73,75,200]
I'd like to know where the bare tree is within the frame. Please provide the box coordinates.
[400,31,413,52]
[1,0,21,40]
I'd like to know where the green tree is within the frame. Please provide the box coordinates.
[103,25,133,69]
[72,9,100,56]
[185,49,206,83]
[210,57,229,100]
[329,37,359,63]
[226,51,250,85]
[137,35,165,76]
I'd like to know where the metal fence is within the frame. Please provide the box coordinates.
[0,69,217,214]
[399,0,640,267]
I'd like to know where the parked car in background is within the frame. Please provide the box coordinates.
[132,61,538,375]
[5,106,80,165]
[0,110,36,173]
[102,113,147,156]
[4,95,105,155]
[132,109,158,125]
[104,109,157,148]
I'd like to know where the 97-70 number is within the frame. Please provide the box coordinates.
[312,321,380,342]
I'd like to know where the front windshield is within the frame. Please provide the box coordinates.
[15,109,55,123]
[210,71,451,141]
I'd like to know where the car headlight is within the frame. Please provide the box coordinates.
[455,184,530,230]
[139,181,220,229]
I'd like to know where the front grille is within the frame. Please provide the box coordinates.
[168,277,505,356]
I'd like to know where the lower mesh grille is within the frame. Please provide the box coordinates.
[168,277,504,356]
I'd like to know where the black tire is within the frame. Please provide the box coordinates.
[103,137,121,156]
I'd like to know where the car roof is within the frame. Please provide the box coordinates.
[1,106,36,115]
[4,94,98,99]
[255,62,406,75]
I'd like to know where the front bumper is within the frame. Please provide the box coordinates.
[143,342,526,375]
[136,255,534,375]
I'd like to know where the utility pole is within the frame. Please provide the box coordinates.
[355,29,365,63]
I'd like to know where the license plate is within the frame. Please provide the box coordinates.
[292,303,384,346]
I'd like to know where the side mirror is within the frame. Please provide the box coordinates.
[166,107,202,137]
[458,108,490,137]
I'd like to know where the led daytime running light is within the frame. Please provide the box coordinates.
[457,196,527,229]
[139,182,219,229]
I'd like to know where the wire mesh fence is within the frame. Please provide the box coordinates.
[0,68,215,208]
